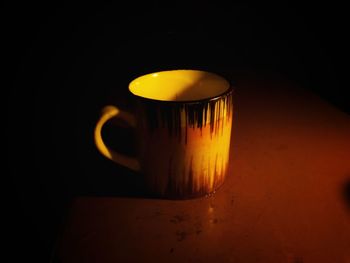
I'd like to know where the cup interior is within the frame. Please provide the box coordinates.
[129,70,230,102]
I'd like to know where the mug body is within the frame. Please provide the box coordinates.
[129,70,234,198]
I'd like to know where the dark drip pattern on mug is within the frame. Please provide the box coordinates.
[136,88,234,198]
[141,88,233,144]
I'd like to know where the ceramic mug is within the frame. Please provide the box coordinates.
[94,69,234,199]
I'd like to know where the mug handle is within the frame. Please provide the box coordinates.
[94,105,141,172]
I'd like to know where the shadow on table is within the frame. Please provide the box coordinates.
[343,177,350,211]
[80,143,152,198]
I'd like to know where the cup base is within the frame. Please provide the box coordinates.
[146,179,226,200]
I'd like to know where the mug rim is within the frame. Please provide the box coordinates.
[128,69,234,104]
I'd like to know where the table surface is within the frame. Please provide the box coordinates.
[56,72,350,263]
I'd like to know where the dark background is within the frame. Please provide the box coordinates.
[6,1,348,262]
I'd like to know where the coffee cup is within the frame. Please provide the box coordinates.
[94,69,234,199]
